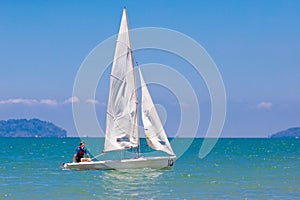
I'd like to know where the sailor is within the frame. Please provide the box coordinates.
[73,141,91,162]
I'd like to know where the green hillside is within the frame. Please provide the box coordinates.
[0,118,67,137]
[270,127,300,138]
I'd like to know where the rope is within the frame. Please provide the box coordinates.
[91,153,105,160]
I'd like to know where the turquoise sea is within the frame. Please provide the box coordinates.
[1,138,300,199]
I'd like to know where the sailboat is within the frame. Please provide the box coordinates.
[62,8,176,170]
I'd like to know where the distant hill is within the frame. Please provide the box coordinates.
[0,118,67,137]
[270,127,300,138]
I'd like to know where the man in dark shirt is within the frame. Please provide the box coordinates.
[73,141,91,162]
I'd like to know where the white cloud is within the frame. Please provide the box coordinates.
[178,102,190,107]
[0,98,38,105]
[256,101,273,109]
[86,99,99,105]
[0,97,79,106]
[63,96,79,104]
[0,97,105,107]
[40,99,58,106]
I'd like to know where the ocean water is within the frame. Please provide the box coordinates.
[1,138,300,199]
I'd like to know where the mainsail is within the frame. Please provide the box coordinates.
[139,68,175,156]
[103,8,139,152]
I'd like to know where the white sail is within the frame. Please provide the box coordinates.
[139,68,175,156]
[103,8,139,153]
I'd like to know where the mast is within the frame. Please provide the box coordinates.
[124,7,140,157]
[135,61,141,157]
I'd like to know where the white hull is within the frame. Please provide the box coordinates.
[62,156,176,170]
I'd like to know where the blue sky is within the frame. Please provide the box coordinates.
[0,0,299,137]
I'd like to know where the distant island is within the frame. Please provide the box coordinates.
[0,118,67,137]
[270,127,300,139]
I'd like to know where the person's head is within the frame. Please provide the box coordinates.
[79,141,85,148]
